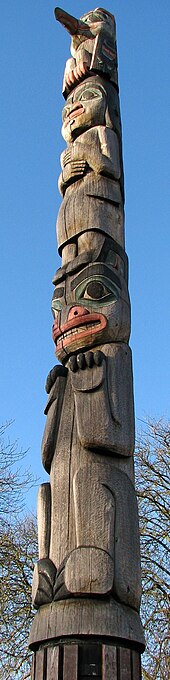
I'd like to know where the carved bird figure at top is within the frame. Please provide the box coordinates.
[54,7,118,97]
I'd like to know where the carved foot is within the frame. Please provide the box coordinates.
[32,558,57,609]
[54,548,114,599]
[65,547,114,595]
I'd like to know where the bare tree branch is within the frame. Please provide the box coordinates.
[135,418,170,680]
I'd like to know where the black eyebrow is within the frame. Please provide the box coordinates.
[71,263,121,291]
[52,237,128,285]
[52,287,64,298]
[53,252,95,285]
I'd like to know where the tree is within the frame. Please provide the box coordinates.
[0,422,35,520]
[0,517,38,680]
[135,419,170,680]
[0,422,38,680]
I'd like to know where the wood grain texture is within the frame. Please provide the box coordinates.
[46,646,59,680]
[37,483,51,559]
[31,642,142,680]
[63,645,78,680]
[71,344,134,457]
[29,599,145,650]
[64,547,114,595]
[42,371,67,474]
[132,650,141,680]
[62,241,77,265]
[57,173,124,255]
[59,127,121,193]
[118,647,131,680]
[102,645,117,679]
[32,557,56,609]
[34,649,45,677]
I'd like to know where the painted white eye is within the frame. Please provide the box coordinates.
[79,89,102,101]
[51,299,62,318]
[83,281,108,300]
[75,276,119,307]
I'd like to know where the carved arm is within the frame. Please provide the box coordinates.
[59,128,121,195]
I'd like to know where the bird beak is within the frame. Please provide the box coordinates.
[54,7,92,37]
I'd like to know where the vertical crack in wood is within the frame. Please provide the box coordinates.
[43,647,47,680]
[59,645,64,680]
[116,647,120,680]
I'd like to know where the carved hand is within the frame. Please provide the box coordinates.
[67,350,106,394]
[63,54,91,93]
[61,145,88,167]
[63,160,87,177]
[61,138,120,179]
[45,364,68,394]
[58,158,87,194]
[68,350,104,372]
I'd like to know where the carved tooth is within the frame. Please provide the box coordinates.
[57,321,100,345]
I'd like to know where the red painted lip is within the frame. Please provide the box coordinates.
[52,313,107,351]
[64,104,85,126]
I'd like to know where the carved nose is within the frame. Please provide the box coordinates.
[67,306,89,321]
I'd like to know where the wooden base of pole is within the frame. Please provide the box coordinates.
[30,599,144,679]
[31,640,142,679]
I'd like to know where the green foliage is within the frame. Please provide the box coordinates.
[0,517,38,680]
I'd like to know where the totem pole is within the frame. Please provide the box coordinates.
[29,8,145,679]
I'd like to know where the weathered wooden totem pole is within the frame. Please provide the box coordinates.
[29,7,145,679]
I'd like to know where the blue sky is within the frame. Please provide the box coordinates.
[1,0,170,513]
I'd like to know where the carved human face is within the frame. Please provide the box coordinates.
[52,246,130,363]
[62,79,107,143]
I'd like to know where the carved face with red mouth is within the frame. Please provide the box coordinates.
[52,246,130,363]
[62,78,107,143]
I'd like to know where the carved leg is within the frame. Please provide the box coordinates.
[77,230,105,255]
[61,241,77,265]
[63,464,115,596]
[66,462,141,609]
[32,483,57,609]
[37,483,51,559]
[73,465,115,557]
[64,547,114,595]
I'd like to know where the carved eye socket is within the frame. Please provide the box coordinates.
[83,12,105,24]
[75,276,119,307]
[84,281,108,300]
[83,14,94,24]
[51,299,62,318]
[78,88,103,102]
[62,106,70,121]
